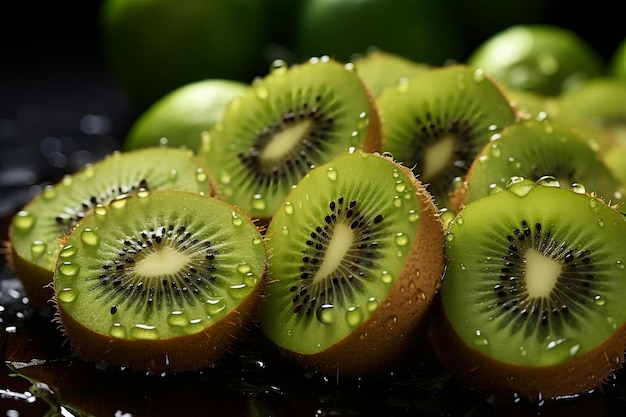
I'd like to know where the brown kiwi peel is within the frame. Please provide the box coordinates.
[428,299,625,400]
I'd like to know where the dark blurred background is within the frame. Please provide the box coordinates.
[0,0,624,227]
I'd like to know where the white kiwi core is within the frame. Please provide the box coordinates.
[261,120,312,161]
[422,135,455,180]
[524,248,562,298]
[313,222,354,282]
[134,246,191,277]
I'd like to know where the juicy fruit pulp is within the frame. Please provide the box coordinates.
[198,57,381,221]
[54,190,268,372]
[259,150,444,374]
[8,147,212,308]
[431,179,626,399]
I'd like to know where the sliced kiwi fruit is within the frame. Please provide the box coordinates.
[429,178,626,400]
[259,150,444,375]
[352,50,430,97]
[7,147,213,308]
[451,119,625,212]
[197,56,382,224]
[501,88,558,122]
[376,64,517,209]
[53,189,268,373]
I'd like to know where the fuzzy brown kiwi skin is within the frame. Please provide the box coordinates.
[427,299,626,401]
[282,163,445,376]
[54,241,270,374]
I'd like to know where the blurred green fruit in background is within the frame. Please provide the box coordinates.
[292,0,463,66]
[610,38,626,79]
[99,0,267,109]
[123,78,248,151]
[467,24,605,96]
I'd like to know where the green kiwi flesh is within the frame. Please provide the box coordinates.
[54,190,268,373]
[8,147,213,308]
[376,64,517,209]
[353,50,430,97]
[198,56,382,223]
[452,119,625,211]
[429,178,626,400]
[259,150,444,375]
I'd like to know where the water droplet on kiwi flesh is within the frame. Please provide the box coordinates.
[288,196,387,316]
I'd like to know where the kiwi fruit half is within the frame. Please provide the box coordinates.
[352,50,430,97]
[259,150,444,375]
[451,119,625,212]
[53,189,268,373]
[198,56,382,224]
[7,147,213,308]
[429,178,626,400]
[376,64,517,209]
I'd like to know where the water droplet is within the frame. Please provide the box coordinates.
[356,111,369,130]
[111,195,128,209]
[231,211,243,227]
[571,182,586,194]
[615,260,624,270]
[326,167,338,181]
[366,297,379,312]
[30,241,47,257]
[205,299,226,316]
[407,209,420,223]
[109,323,126,338]
[507,157,521,170]
[41,185,56,200]
[61,175,73,186]
[489,144,501,158]
[59,245,76,258]
[454,216,464,225]
[380,270,393,284]
[284,201,294,215]
[130,324,159,340]
[12,211,35,232]
[159,137,169,146]
[281,226,289,236]
[137,189,149,198]
[597,218,605,228]
[594,295,606,306]
[255,86,269,100]
[243,272,258,287]
[58,262,79,277]
[58,287,77,303]
[237,263,252,275]
[345,306,363,327]
[168,169,179,180]
[227,283,248,299]
[316,304,335,325]
[488,183,503,195]
[506,177,534,197]
[536,175,560,187]
[270,59,288,75]
[472,330,489,346]
[196,168,207,183]
[185,318,205,334]
[394,181,406,193]
[94,204,107,216]
[438,208,456,229]
[251,194,266,210]
[395,232,408,247]
[384,315,398,329]
[82,164,95,178]
[473,67,486,82]
[393,196,402,207]
[392,169,400,179]
[80,229,100,247]
[445,232,455,242]
[252,236,263,246]
[167,311,187,327]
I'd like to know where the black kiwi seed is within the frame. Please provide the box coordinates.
[289,197,385,316]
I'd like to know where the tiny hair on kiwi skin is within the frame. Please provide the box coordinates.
[375,64,518,209]
[429,177,626,401]
[6,147,214,309]
[198,56,383,225]
[259,150,444,376]
[52,189,268,373]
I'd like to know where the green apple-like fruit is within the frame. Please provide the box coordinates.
[467,24,605,96]
[292,0,462,66]
[99,0,267,108]
[123,78,249,151]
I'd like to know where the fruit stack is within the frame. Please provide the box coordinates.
[6,0,626,407]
